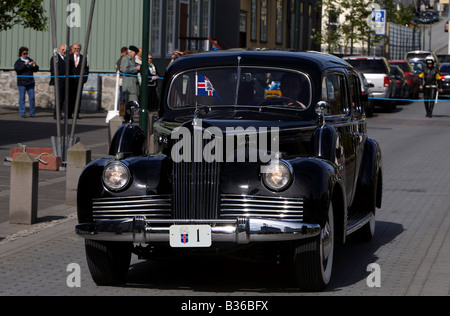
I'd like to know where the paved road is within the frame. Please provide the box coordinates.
[0,100,449,298]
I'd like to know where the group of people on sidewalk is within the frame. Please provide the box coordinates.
[14,44,89,119]
[116,45,161,112]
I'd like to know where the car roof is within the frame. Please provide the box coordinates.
[389,60,407,63]
[168,50,351,75]
[343,55,386,60]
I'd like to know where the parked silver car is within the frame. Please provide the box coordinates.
[405,50,440,69]
[343,56,396,112]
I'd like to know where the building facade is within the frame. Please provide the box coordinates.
[0,0,321,72]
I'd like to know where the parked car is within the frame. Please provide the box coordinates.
[431,11,439,22]
[437,54,450,64]
[405,50,440,69]
[389,60,420,99]
[439,63,450,95]
[75,50,383,291]
[419,11,434,24]
[390,65,411,100]
[358,72,375,116]
[343,56,396,112]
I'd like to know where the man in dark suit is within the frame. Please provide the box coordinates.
[50,44,67,119]
[69,42,89,119]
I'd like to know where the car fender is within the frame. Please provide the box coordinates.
[353,137,383,211]
[77,155,171,223]
[109,124,147,157]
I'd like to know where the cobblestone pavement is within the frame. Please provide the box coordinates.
[0,100,449,297]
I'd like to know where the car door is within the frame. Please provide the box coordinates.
[322,72,356,202]
[348,72,366,200]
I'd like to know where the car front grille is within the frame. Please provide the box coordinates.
[92,195,172,220]
[220,194,304,221]
[172,161,221,219]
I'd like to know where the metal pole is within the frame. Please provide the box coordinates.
[50,0,61,140]
[70,0,96,142]
[63,0,71,162]
[140,0,150,134]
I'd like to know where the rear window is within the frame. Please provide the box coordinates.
[406,53,430,60]
[346,59,388,73]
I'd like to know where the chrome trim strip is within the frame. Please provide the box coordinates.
[92,195,172,220]
[76,217,321,244]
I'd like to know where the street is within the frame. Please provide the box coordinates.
[0,97,449,297]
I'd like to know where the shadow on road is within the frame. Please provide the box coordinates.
[115,220,404,293]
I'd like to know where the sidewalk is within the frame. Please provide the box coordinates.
[0,104,113,243]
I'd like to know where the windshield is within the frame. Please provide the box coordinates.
[168,67,311,110]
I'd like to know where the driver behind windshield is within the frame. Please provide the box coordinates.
[280,73,307,109]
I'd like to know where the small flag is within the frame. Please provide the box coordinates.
[196,75,222,100]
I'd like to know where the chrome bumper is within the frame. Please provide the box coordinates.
[75,217,321,244]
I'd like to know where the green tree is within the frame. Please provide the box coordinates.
[341,0,375,55]
[0,0,47,32]
[315,0,343,54]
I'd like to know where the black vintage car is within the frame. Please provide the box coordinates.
[76,50,383,291]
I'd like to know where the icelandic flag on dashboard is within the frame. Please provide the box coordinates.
[196,75,222,100]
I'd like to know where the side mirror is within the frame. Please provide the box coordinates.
[124,101,140,124]
[315,101,330,126]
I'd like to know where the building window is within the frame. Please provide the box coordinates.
[151,0,162,57]
[166,0,176,58]
[260,0,268,43]
[251,0,257,41]
[192,0,200,37]
[202,0,211,38]
[276,0,283,44]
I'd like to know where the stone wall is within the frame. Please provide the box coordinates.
[0,70,117,113]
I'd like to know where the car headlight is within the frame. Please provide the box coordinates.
[261,160,292,191]
[103,161,130,191]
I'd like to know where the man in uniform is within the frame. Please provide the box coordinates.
[419,56,442,118]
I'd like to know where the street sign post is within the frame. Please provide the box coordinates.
[372,9,387,36]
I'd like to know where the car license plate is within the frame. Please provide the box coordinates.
[169,225,212,248]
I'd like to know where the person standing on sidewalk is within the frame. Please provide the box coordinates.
[147,53,160,111]
[69,42,89,119]
[14,47,39,118]
[49,44,67,120]
[419,56,443,118]
[121,45,141,103]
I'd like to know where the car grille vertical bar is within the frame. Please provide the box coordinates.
[173,160,220,220]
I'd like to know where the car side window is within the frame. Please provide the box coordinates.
[349,74,363,115]
[322,74,346,116]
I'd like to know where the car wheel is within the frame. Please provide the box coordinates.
[85,239,132,286]
[294,203,334,291]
